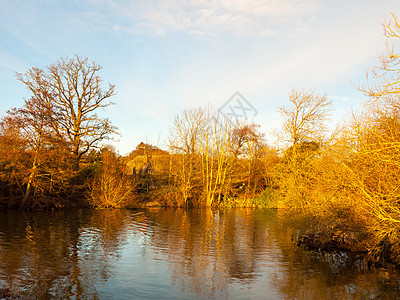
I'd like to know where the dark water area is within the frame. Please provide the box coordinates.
[0,208,399,299]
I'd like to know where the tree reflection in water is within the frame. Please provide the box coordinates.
[272,214,400,299]
[143,208,279,299]
[0,208,400,299]
[0,209,129,298]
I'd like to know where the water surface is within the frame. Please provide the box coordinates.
[0,208,399,299]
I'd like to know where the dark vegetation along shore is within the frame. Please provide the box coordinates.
[2,14,400,266]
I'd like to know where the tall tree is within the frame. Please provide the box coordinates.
[169,107,208,155]
[348,13,400,254]
[168,107,208,203]
[17,55,118,169]
[276,88,331,209]
[230,122,266,194]
[8,98,52,206]
[0,96,75,207]
[278,88,331,146]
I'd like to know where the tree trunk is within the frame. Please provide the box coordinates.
[21,172,34,207]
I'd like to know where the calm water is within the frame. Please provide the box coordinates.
[0,208,399,299]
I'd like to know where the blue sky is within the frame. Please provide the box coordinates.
[0,0,399,154]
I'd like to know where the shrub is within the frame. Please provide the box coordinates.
[88,149,137,208]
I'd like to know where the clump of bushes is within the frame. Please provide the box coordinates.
[88,149,137,208]
[253,188,280,208]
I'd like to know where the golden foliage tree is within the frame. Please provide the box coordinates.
[168,107,209,204]
[89,147,137,208]
[0,98,72,207]
[276,88,332,209]
[230,122,267,196]
[343,13,400,260]
[17,55,118,170]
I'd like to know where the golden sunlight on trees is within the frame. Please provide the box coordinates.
[230,123,267,195]
[168,106,233,206]
[5,98,57,207]
[0,56,118,208]
[0,111,29,205]
[169,107,208,155]
[17,55,118,170]
[168,107,208,204]
[343,12,400,257]
[278,88,331,146]
[275,12,400,263]
[361,13,400,101]
[89,147,137,208]
[0,98,71,207]
[167,106,278,207]
[337,13,400,260]
[276,88,332,210]
[198,112,232,206]
[4,10,400,267]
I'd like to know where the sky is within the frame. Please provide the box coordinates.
[0,0,399,154]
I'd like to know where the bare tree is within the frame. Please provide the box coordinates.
[17,55,118,169]
[89,147,136,208]
[168,107,209,203]
[0,97,67,207]
[231,123,264,158]
[361,13,400,104]
[278,88,331,146]
[168,106,234,206]
[169,107,208,155]
[276,88,331,210]
[198,112,232,206]
[230,122,266,195]
[9,98,51,206]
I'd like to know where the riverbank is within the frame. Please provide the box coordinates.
[278,211,400,268]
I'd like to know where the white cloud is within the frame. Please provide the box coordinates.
[88,0,319,36]
[218,0,318,19]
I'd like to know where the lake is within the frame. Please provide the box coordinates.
[0,208,399,299]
